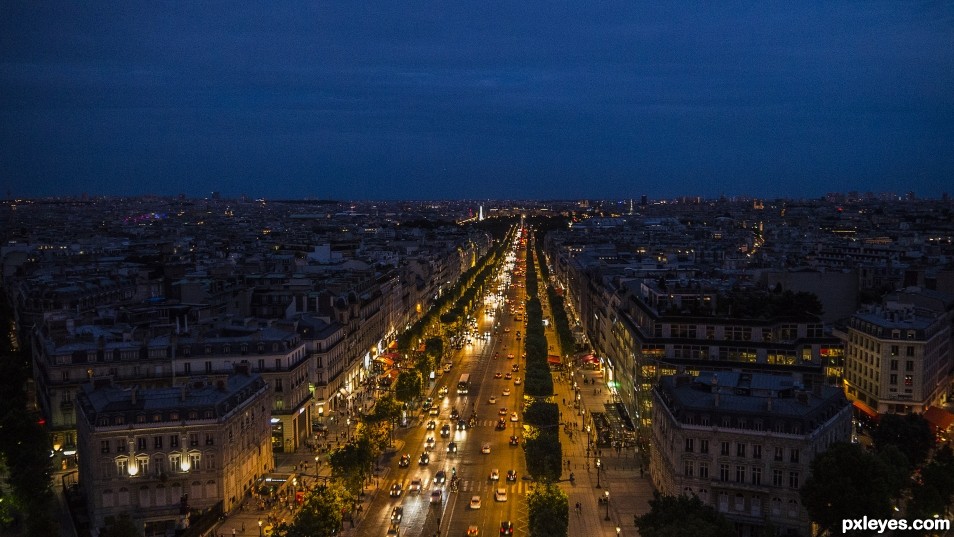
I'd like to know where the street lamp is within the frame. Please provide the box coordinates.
[616,526,621,537]
[604,490,610,520]
[258,520,263,537]
[315,455,321,478]
[595,458,602,488]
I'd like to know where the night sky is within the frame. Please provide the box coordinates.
[2,2,952,200]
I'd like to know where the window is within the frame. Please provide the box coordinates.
[904,375,913,386]
[685,438,694,452]
[205,433,215,446]
[736,443,746,457]
[136,437,147,451]
[101,440,111,454]
[153,436,163,449]
[752,444,762,459]
[906,346,914,357]
[275,358,282,371]
[170,435,179,448]
[734,493,745,511]
[773,469,783,487]
[719,464,730,481]
[684,460,694,477]
[774,447,783,461]
[790,449,800,463]
[890,359,898,370]
[275,379,283,392]
[189,452,201,470]
[189,433,199,447]
[116,458,128,476]
[205,361,213,373]
[699,462,709,479]
[700,439,709,454]
[772,497,782,516]
[890,374,898,384]
[721,442,730,456]
[183,362,191,374]
[736,465,745,483]
[718,493,729,512]
[890,345,899,357]
[789,471,799,489]
[906,361,914,371]
[751,466,762,485]
[205,454,216,470]
[116,440,127,453]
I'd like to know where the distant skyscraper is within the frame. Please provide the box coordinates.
[640,194,647,206]
[479,205,484,221]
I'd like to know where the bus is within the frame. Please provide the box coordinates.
[457,373,471,395]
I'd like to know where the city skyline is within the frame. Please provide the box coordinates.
[2,2,953,200]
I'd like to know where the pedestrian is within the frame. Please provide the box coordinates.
[242,523,245,532]
[640,465,644,477]
[232,529,236,537]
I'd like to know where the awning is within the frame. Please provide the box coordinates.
[547,355,562,365]
[384,369,400,380]
[337,387,350,398]
[374,355,395,366]
[388,341,398,350]
[580,354,598,363]
[852,400,879,420]
[923,406,954,432]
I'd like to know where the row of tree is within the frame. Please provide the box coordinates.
[535,237,576,356]
[521,232,569,537]
[0,294,56,537]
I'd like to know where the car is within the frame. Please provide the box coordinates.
[507,353,514,359]
[506,470,517,482]
[440,424,451,437]
[499,407,508,416]
[514,378,521,386]
[457,419,468,431]
[495,488,508,502]
[419,453,430,465]
[504,372,512,380]
[390,506,403,523]
[504,328,510,333]
[389,483,403,497]
[399,454,410,467]
[510,412,518,422]
[467,526,480,537]
[423,398,433,409]
[429,407,440,416]
[434,470,446,484]
[502,388,511,396]
[447,442,457,453]
[426,420,436,430]
[481,443,491,454]
[509,435,520,446]
[450,409,460,420]
[470,495,482,509]
[488,396,497,405]
[489,469,499,481]
[500,521,514,536]
[430,489,443,504]
[409,478,422,493]
[496,419,506,430]
[494,372,502,379]
[386,525,400,537]
[511,364,519,372]
[443,363,452,372]
[425,436,435,446]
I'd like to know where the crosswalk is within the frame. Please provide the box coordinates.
[390,478,531,495]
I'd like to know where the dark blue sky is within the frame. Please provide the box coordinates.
[2,2,952,200]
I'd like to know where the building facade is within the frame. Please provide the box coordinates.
[651,372,852,537]
[76,372,272,537]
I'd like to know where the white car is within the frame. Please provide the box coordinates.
[510,412,518,422]
[409,478,422,493]
[470,495,481,509]
[514,377,521,385]
[495,488,508,502]
[488,396,497,404]
[481,443,491,454]
[489,469,499,481]
[430,489,443,504]
[502,389,511,396]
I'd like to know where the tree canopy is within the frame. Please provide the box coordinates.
[527,482,568,537]
[872,413,935,468]
[800,442,902,536]
[635,492,735,537]
[273,483,349,537]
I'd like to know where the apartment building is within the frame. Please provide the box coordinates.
[651,372,852,537]
[76,372,272,537]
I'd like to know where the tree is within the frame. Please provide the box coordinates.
[800,443,899,536]
[394,370,422,404]
[524,432,562,481]
[328,438,374,497]
[273,483,349,537]
[872,413,935,468]
[523,401,559,429]
[635,492,735,537]
[414,353,433,382]
[527,482,568,537]
[908,444,954,519]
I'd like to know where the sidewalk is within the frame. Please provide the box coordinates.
[537,265,653,537]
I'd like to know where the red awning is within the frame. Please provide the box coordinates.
[852,400,879,420]
[388,341,398,350]
[923,406,954,432]
[385,369,400,380]
[547,355,562,365]
[580,354,598,363]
